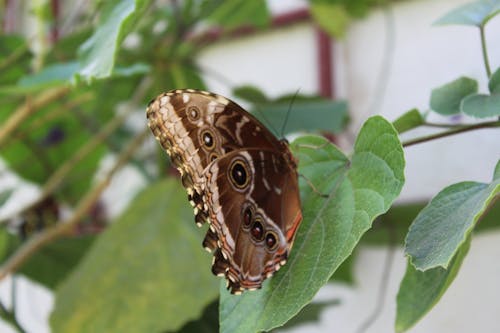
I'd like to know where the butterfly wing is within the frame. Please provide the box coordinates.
[146,89,302,293]
[202,149,302,293]
[147,89,280,183]
[147,89,283,225]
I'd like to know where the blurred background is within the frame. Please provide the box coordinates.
[0,0,499,332]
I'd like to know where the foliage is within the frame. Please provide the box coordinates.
[50,180,219,333]
[308,0,410,37]
[220,117,404,332]
[0,1,498,333]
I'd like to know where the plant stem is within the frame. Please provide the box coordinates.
[422,122,460,128]
[38,108,131,202]
[0,44,30,73]
[0,86,71,147]
[0,129,150,282]
[480,25,491,78]
[0,300,26,333]
[402,120,500,147]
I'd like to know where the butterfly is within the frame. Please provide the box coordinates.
[146,89,302,294]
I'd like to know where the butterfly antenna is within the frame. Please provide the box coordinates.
[280,89,300,138]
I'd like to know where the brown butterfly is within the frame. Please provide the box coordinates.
[146,89,302,294]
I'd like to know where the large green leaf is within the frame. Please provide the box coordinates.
[50,180,219,333]
[18,236,95,290]
[253,99,348,136]
[363,198,500,246]
[434,0,500,27]
[0,93,108,203]
[232,85,270,104]
[17,62,79,91]
[15,62,149,93]
[77,0,149,81]
[173,300,218,333]
[232,86,349,135]
[280,299,340,330]
[405,160,500,270]
[429,77,478,115]
[205,0,270,29]
[219,116,405,332]
[0,36,31,86]
[395,237,471,333]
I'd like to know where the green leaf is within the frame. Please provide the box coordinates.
[50,180,219,333]
[18,236,95,290]
[434,0,500,27]
[112,63,150,77]
[459,67,500,118]
[461,93,500,118]
[167,62,206,90]
[495,159,500,180]
[367,199,500,246]
[310,3,351,37]
[219,116,405,333]
[395,236,471,333]
[488,67,500,94]
[392,109,424,134]
[206,0,270,29]
[405,162,500,270]
[232,85,269,104]
[281,300,339,330]
[329,250,355,284]
[0,36,31,86]
[0,228,15,262]
[0,95,108,203]
[173,300,218,333]
[476,196,500,231]
[17,62,78,90]
[253,99,349,136]
[429,77,478,115]
[77,0,148,81]
[363,202,426,245]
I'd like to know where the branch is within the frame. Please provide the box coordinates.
[422,122,460,128]
[0,300,26,333]
[0,87,71,147]
[479,25,491,78]
[402,120,500,147]
[0,44,30,73]
[39,108,131,202]
[0,128,150,281]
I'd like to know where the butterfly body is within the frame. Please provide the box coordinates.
[146,89,302,293]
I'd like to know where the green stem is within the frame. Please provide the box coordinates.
[0,44,30,73]
[402,120,500,147]
[480,25,491,78]
[422,122,459,128]
[0,301,26,333]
